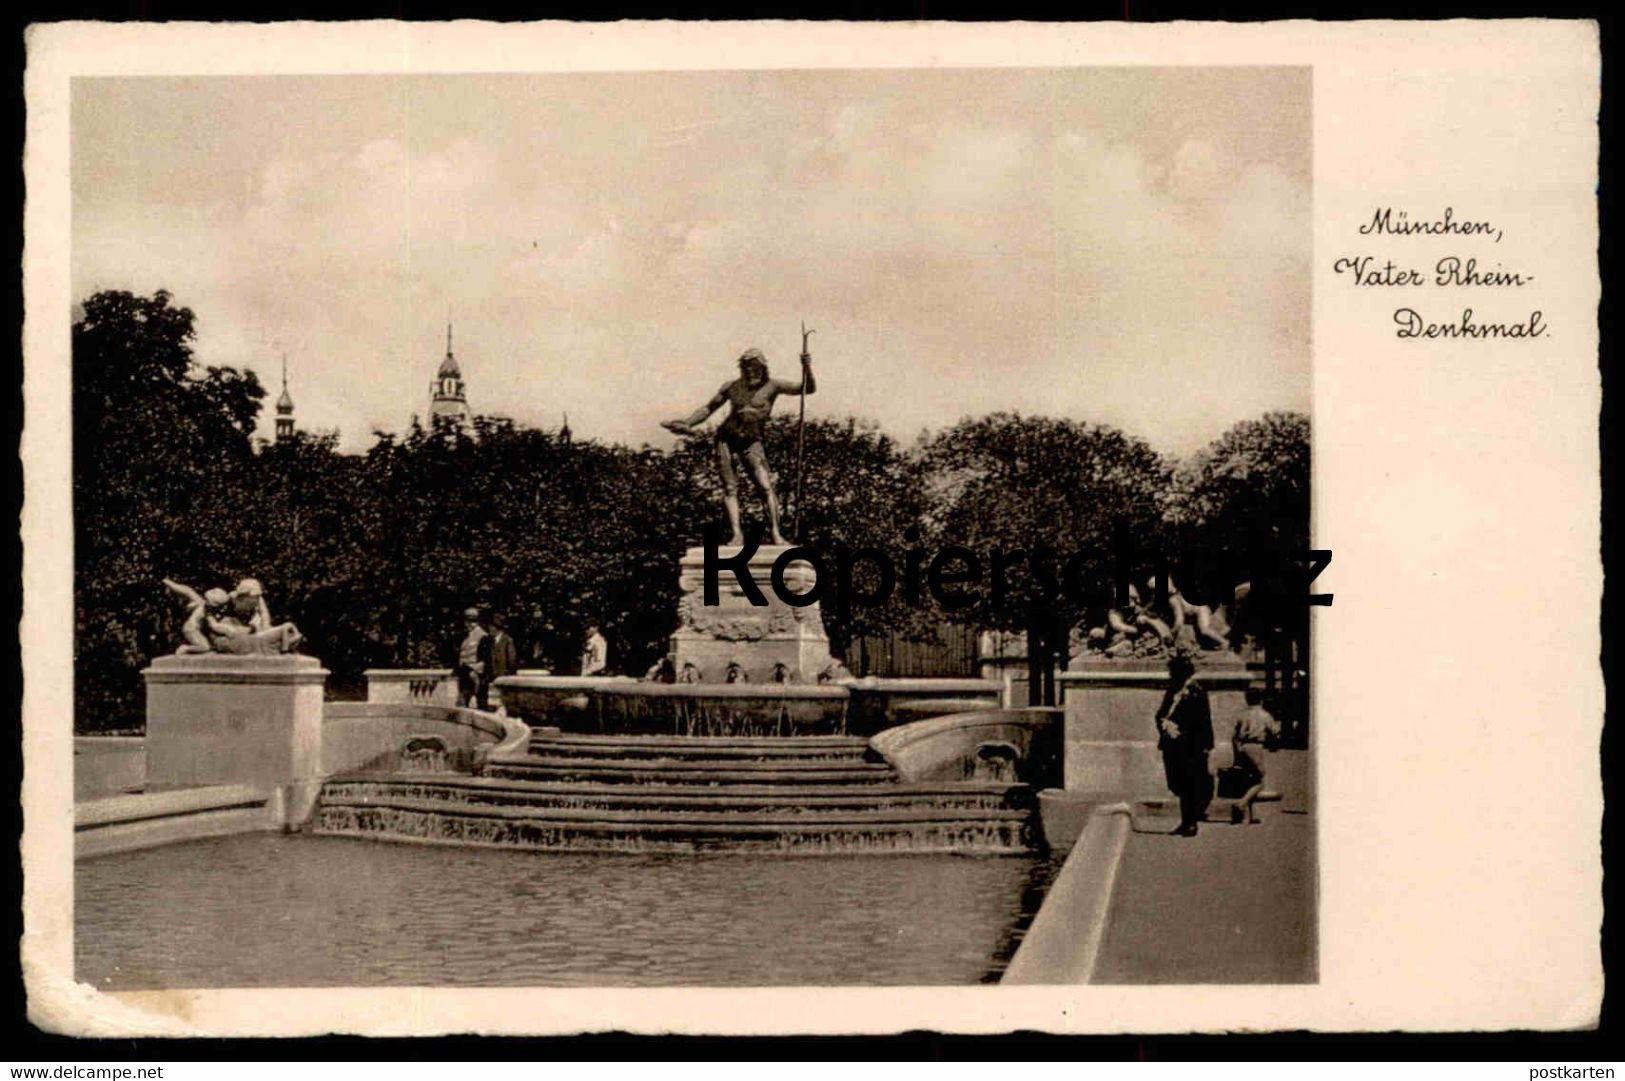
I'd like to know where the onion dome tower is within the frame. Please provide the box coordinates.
[275,354,295,443]
[429,322,471,426]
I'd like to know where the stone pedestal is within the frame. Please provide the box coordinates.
[142,655,329,803]
[671,544,834,683]
[1058,657,1252,802]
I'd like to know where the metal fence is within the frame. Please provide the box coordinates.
[846,623,980,678]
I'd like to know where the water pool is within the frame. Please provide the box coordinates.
[76,834,1057,988]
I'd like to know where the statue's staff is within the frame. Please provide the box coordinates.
[793,322,814,539]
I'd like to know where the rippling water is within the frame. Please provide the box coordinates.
[77,834,1056,988]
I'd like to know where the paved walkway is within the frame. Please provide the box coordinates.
[1091,750,1316,984]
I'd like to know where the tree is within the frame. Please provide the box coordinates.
[1163,411,1310,604]
[331,419,711,682]
[240,430,379,695]
[73,290,265,731]
[70,287,1312,730]
[918,413,1172,630]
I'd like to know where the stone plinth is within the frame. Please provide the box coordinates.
[1058,657,1252,802]
[142,655,328,797]
[671,544,833,683]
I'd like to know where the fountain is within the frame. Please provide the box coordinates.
[86,377,1053,862]
[313,534,1052,854]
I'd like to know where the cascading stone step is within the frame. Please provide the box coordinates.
[314,729,1043,853]
[526,736,874,763]
[488,756,898,786]
[318,792,1032,828]
[321,776,1034,815]
[486,767,899,786]
[517,753,892,772]
[313,800,1034,854]
[525,733,869,749]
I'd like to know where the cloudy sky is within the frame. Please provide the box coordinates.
[72,67,1310,454]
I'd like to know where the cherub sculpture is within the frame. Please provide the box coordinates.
[164,577,303,655]
[164,579,230,654]
[1079,578,1232,660]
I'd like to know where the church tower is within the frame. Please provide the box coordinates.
[275,353,295,443]
[429,322,471,427]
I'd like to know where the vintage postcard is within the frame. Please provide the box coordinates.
[21,20,1601,1035]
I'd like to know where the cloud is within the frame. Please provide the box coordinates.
[72,75,1309,455]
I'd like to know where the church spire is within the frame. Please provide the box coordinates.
[275,352,295,443]
[430,319,470,426]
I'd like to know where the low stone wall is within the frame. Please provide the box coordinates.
[486,674,641,724]
[75,783,283,859]
[76,679,533,858]
[868,707,1063,788]
[494,673,1005,737]
[495,676,850,736]
[843,677,1003,736]
[323,702,532,776]
[74,737,147,800]
[1001,803,1133,984]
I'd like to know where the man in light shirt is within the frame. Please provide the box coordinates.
[455,607,492,710]
[581,624,608,676]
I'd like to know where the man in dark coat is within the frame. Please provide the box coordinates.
[488,613,519,681]
[1155,650,1215,836]
[487,613,520,711]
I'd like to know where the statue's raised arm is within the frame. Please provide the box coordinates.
[773,357,815,396]
[661,382,731,437]
[163,578,204,609]
[164,578,228,654]
[776,326,816,395]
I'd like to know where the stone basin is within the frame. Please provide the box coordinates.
[494,676,852,737]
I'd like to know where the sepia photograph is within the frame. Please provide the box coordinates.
[65,63,1313,990]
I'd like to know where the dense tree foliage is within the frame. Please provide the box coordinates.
[919,414,1171,629]
[1163,411,1312,605]
[73,290,266,730]
[72,289,1310,732]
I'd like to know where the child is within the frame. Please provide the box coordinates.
[1229,688,1282,824]
[164,578,230,653]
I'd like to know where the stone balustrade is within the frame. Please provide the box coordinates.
[363,667,458,707]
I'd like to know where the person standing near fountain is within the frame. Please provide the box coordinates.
[489,613,519,682]
[1154,650,1215,836]
[455,607,492,710]
[660,340,816,547]
[581,624,608,676]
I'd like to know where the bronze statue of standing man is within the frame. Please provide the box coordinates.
[662,337,816,546]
